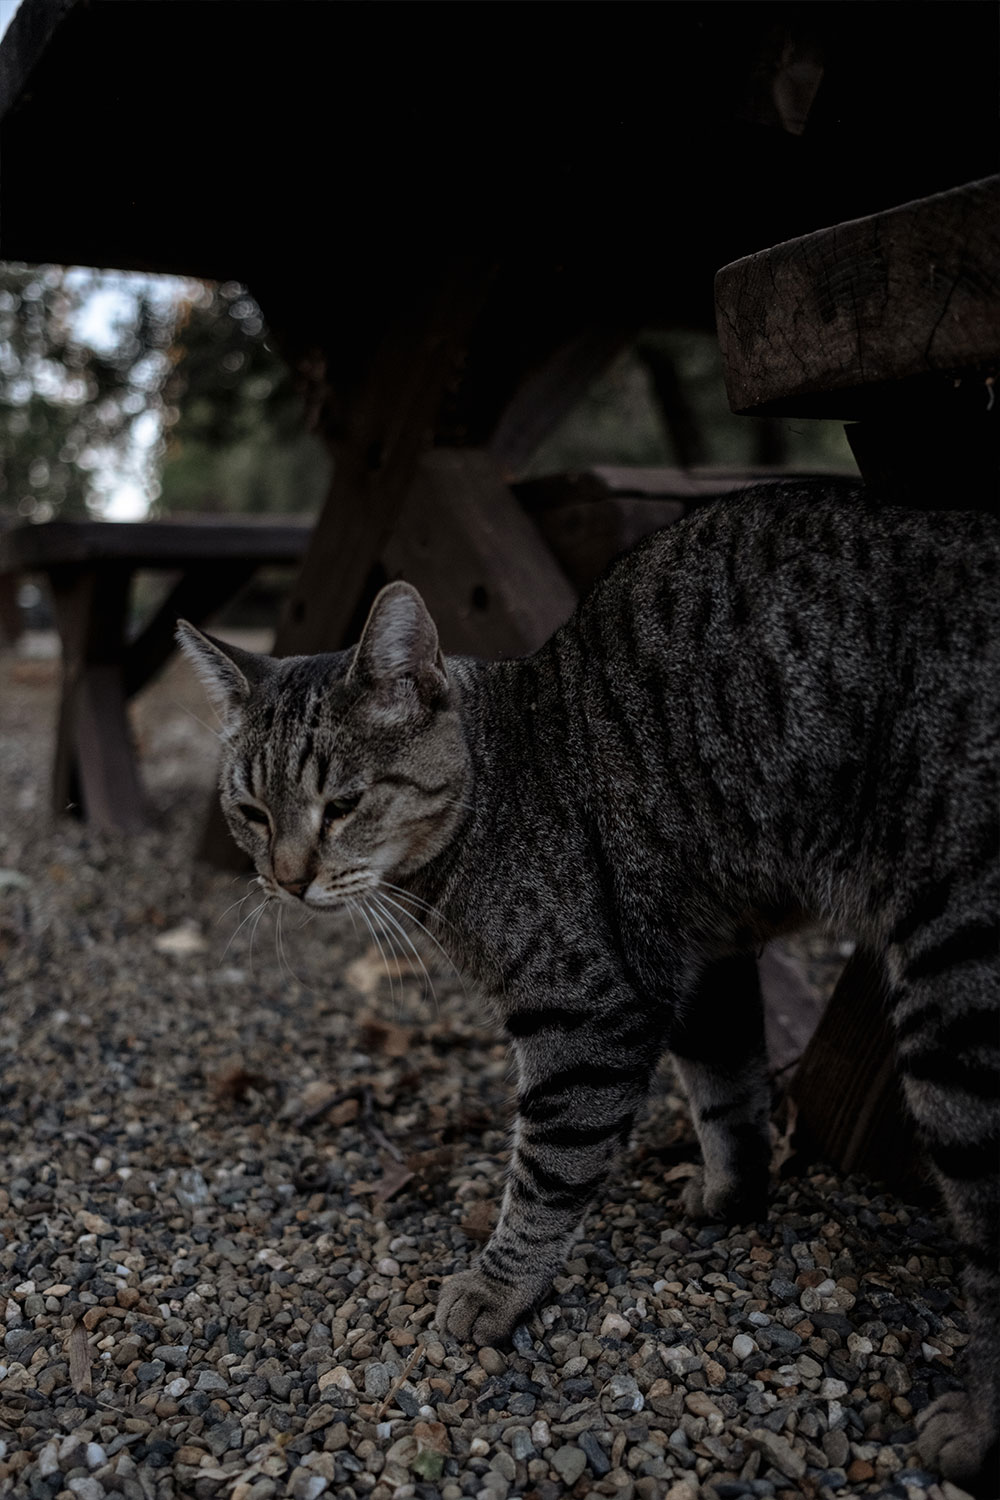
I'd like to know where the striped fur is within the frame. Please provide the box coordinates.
[178,484,999,1494]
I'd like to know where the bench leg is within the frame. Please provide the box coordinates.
[50,565,147,833]
[0,574,23,644]
[789,947,919,1190]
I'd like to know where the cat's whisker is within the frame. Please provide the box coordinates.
[354,896,400,1009]
[215,879,262,928]
[343,897,364,949]
[376,885,467,1001]
[369,891,439,1014]
[379,880,460,936]
[274,901,313,991]
[247,895,271,975]
[173,700,225,742]
[220,893,270,962]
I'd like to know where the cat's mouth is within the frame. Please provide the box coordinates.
[258,871,375,910]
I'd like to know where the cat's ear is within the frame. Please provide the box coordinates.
[175,619,274,719]
[349,582,448,701]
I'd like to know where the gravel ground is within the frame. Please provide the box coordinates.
[0,636,976,1500]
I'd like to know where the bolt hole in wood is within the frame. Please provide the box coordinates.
[471,584,489,611]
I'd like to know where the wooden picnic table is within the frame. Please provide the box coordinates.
[1,1,996,663]
[0,516,314,830]
[0,1,996,1184]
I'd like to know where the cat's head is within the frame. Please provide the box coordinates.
[176,582,470,909]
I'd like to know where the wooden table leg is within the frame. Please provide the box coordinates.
[268,261,501,659]
[49,563,147,833]
[123,561,258,699]
[789,947,920,1189]
[383,448,577,655]
[198,261,500,863]
[0,573,22,643]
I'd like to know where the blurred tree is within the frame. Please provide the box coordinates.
[0,264,330,523]
[0,263,174,520]
[525,330,855,479]
[155,280,330,516]
[0,263,848,528]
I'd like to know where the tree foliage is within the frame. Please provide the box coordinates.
[0,264,174,520]
[155,280,330,516]
[0,265,330,523]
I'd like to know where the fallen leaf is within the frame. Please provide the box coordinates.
[328,1096,361,1126]
[459,1200,496,1242]
[357,1015,415,1057]
[353,1155,415,1204]
[213,1066,273,1102]
[412,1450,445,1481]
[663,1161,699,1184]
[373,1157,415,1203]
[283,1080,342,1121]
[346,948,422,998]
[68,1321,92,1395]
[154,920,207,956]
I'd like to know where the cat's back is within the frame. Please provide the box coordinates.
[548,485,998,844]
[578,482,999,682]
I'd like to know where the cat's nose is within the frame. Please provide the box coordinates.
[278,877,309,899]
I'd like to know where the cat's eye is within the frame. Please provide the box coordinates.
[238,803,269,827]
[323,793,361,826]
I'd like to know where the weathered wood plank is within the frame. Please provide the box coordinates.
[515,465,856,592]
[487,328,633,477]
[49,564,146,832]
[268,264,497,659]
[122,561,259,699]
[0,516,313,576]
[383,449,577,656]
[789,949,918,1188]
[716,176,1000,417]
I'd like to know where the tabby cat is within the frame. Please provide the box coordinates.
[178,483,998,1493]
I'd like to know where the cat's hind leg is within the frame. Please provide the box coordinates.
[889,909,999,1496]
[668,952,772,1223]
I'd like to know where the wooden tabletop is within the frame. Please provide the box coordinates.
[2,2,996,327]
[0,516,314,575]
[716,176,1000,419]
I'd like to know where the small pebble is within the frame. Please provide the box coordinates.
[552,1444,587,1485]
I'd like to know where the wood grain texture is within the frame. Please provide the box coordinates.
[716,176,1000,417]
[789,948,919,1189]
[267,264,497,661]
[49,565,146,833]
[382,449,577,658]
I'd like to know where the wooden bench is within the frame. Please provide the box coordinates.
[0,516,313,832]
[714,174,999,1190]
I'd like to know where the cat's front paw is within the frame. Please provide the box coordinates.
[916,1389,999,1495]
[435,1267,537,1347]
[681,1169,768,1224]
